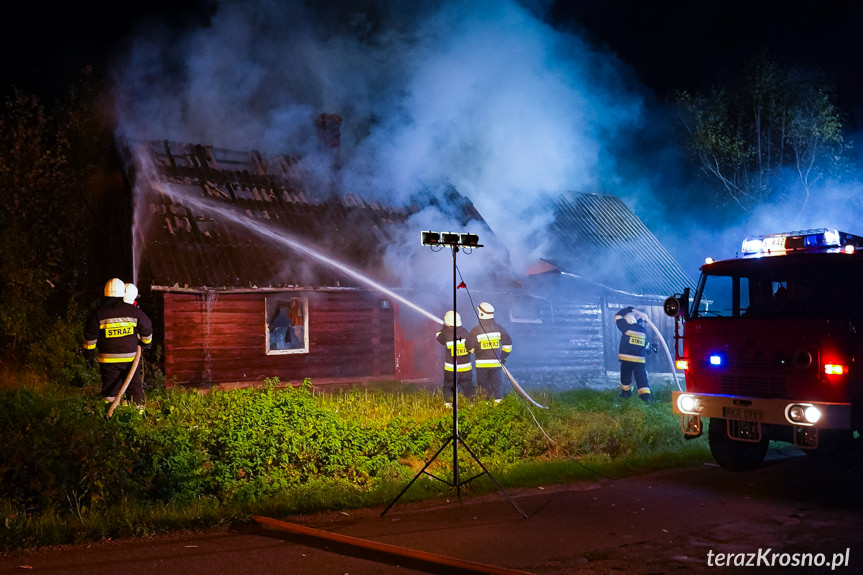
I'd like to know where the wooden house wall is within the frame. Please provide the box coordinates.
[160,290,395,387]
[503,293,677,376]
[506,298,606,374]
[392,304,443,382]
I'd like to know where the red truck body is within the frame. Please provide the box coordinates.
[667,229,863,470]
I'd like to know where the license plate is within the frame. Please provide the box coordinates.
[723,406,764,422]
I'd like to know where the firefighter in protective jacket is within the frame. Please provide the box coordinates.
[84,278,153,406]
[467,302,512,400]
[436,310,474,396]
[614,306,656,403]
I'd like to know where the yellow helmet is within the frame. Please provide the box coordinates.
[104,278,125,298]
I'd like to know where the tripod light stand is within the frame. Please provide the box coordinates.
[381,231,526,518]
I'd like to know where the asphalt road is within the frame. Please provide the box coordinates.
[2,448,860,574]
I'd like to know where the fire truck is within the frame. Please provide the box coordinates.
[664,228,863,470]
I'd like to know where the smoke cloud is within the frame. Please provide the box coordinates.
[113,0,862,300]
[113,0,649,284]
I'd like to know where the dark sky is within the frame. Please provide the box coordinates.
[5,0,863,124]
[0,1,213,98]
[551,0,863,126]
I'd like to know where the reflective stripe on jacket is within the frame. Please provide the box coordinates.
[614,307,647,364]
[84,298,154,363]
[436,325,471,373]
[468,319,512,369]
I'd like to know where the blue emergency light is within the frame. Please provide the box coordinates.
[709,354,723,367]
[741,228,863,257]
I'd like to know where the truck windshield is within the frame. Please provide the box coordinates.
[692,263,862,319]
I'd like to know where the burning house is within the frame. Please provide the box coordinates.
[113,130,692,392]
[119,137,509,389]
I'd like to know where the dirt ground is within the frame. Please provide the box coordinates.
[2,447,860,574]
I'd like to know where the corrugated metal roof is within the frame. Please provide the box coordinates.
[543,193,696,296]
[127,140,485,291]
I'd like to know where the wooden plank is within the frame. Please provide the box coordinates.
[252,515,536,575]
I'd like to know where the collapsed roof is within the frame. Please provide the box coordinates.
[122,139,495,292]
[120,140,692,299]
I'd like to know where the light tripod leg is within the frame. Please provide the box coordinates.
[457,437,527,518]
[381,435,454,516]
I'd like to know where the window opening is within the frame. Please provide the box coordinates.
[267,296,308,354]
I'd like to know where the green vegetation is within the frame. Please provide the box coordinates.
[0,377,710,551]
[672,49,852,216]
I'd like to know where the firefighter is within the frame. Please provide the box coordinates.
[467,302,512,401]
[84,278,153,407]
[614,306,657,403]
[436,310,474,396]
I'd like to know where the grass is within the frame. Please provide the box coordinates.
[0,375,711,551]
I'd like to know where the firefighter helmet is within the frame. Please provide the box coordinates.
[124,283,138,304]
[444,310,462,327]
[478,302,495,319]
[104,278,125,298]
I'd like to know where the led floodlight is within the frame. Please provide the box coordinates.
[441,232,461,245]
[421,231,441,246]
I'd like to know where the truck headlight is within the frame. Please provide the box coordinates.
[785,403,822,426]
[677,394,702,414]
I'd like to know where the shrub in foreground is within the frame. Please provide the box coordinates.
[0,379,709,550]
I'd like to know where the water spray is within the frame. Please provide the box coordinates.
[153,183,444,326]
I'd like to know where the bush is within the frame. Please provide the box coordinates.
[0,380,710,551]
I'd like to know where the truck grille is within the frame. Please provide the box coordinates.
[719,375,786,398]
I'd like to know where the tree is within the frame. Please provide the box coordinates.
[0,73,113,369]
[672,50,849,215]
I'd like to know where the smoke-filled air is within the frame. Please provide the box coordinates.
[112,0,863,290]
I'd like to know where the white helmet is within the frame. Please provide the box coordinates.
[443,310,462,327]
[478,302,495,319]
[104,278,125,298]
[124,283,138,304]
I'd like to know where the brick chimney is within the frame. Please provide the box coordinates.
[315,113,342,151]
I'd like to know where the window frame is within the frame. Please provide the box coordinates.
[265,295,309,355]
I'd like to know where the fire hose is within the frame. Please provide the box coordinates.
[632,310,682,391]
[106,347,142,418]
[502,364,548,409]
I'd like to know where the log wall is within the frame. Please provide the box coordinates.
[160,290,396,387]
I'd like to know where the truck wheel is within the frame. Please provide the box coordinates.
[708,417,768,471]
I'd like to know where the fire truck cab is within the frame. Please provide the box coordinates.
[666,228,863,470]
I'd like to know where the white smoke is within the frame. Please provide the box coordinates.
[113,0,863,294]
[113,0,647,278]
